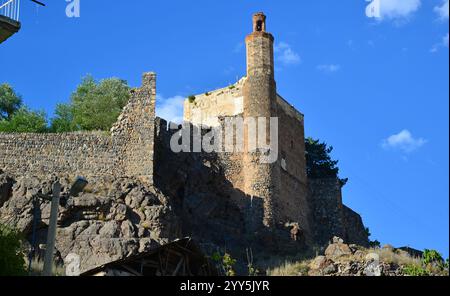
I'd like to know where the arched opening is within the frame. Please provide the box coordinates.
[256,20,263,32]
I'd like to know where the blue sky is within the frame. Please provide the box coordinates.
[0,0,448,257]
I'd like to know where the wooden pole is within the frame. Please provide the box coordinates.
[42,182,61,276]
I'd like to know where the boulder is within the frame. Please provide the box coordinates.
[0,172,14,207]
[325,242,352,260]
[309,256,327,270]
[332,236,344,244]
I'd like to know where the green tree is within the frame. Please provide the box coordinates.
[53,75,130,132]
[0,83,23,120]
[50,103,76,133]
[0,224,27,276]
[305,137,348,186]
[0,107,48,133]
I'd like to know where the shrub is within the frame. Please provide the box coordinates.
[422,249,444,266]
[369,240,381,248]
[403,265,429,276]
[223,253,237,276]
[0,224,27,276]
[188,95,196,103]
[211,252,237,276]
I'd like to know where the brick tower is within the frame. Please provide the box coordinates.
[243,12,280,229]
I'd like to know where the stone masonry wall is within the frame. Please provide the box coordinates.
[0,72,156,182]
[0,132,116,178]
[276,97,312,245]
[111,72,156,183]
[184,78,245,127]
[309,178,369,247]
[153,117,305,257]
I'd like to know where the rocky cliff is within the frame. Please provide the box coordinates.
[0,170,179,273]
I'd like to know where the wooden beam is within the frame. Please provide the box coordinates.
[121,265,143,276]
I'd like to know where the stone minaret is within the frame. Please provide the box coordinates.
[243,12,280,229]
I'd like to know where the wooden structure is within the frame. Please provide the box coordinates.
[0,0,21,44]
[81,238,218,276]
[0,14,20,44]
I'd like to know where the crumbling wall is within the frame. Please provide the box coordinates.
[111,72,156,183]
[183,79,245,127]
[153,117,310,257]
[153,118,276,254]
[343,205,370,247]
[309,178,369,247]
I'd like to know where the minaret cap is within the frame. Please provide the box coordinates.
[253,12,266,32]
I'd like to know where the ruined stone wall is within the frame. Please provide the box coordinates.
[309,178,369,247]
[111,72,156,183]
[0,72,156,181]
[343,205,370,247]
[153,118,259,251]
[153,117,301,255]
[184,79,245,127]
[0,132,116,178]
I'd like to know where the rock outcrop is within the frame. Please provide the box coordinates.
[305,237,448,276]
[0,166,372,275]
[0,171,180,273]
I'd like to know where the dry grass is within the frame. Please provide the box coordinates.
[266,260,311,276]
[29,259,66,276]
[369,248,422,267]
[263,246,449,276]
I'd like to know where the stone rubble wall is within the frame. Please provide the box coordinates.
[0,132,116,178]
[111,72,156,183]
[0,72,156,182]
[309,178,369,247]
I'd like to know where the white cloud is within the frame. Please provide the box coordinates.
[434,0,449,21]
[382,129,427,153]
[316,64,341,73]
[430,33,449,52]
[366,0,421,21]
[155,95,185,124]
[274,42,301,66]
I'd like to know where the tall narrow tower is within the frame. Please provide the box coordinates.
[243,12,280,229]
